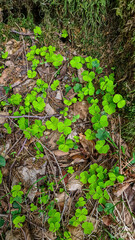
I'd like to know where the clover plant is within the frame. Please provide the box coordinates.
[46,116,59,131]
[4,123,12,134]
[51,80,60,91]
[70,56,85,69]
[61,29,68,38]
[13,215,25,228]
[27,69,37,78]
[57,134,74,152]
[58,118,72,135]
[30,203,37,212]
[79,163,124,205]
[1,51,8,59]
[8,93,22,105]
[60,107,68,117]
[48,209,61,232]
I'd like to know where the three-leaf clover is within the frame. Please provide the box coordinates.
[113,94,126,108]
[95,140,110,154]
[13,215,25,228]
[82,222,94,234]
[51,80,59,91]
[57,135,74,152]
[46,116,59,130]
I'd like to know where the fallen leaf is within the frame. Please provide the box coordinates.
[68,225,84,240]
[0,112,9,124]
[79,133,95,154]
[55,90,62,100]
[73,101,89,120]
[114,183,130,197]
[102,215,113,226]
[77,67,85,83]
[53,150,69,156]
[67,176,83,192]
[45,103,56,115]
[55,192,71,210]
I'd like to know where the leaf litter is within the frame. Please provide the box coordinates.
[0,24,134,240]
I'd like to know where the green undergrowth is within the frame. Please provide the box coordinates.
[0,26,127,238]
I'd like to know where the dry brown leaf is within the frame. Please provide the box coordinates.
[0,112,9,124]
[45,103,56,115]
[70,153,86,165]
[53,150,69,156]
[114,183,130,197]
[68,225,84,240]
[102,215,113,226]
[55,192,71,210]
[67,176,83,192]
[79,133,95,154]
[77,67,85,83]
[73,101,89,120]
[59,62,67,77]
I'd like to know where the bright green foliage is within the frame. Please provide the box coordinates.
[113,94,126,108]
[82,82,95,96]
[8,93,22,105]
[51,80,59,91]
[75,197,86,207]
[67,166,74,174]
[13,215,25,228]
[57,134,74,152]
[69,208,88,229]
[38,194,49,204]
[82,71,95,82]
[27,70,37,78]
[18,118,28,130]
[51,54,63,67]
[2,51,8,59]
[0,170,3,184]
[58,118,72,135]
[32,59,39,70]
[24,120,46,139]
[85,129,96,140]
[64,231,72,240]
[91,114,108,130]
[63,97,77,106]
[95,140,110,154]
[80,171,90,184]
[60,107,68,117]
[11,185,23,198]
[32,97,45,112]
[72,114,80,123]
[89,99,100,115]
[4,123,12,134]
[82,222,94,234]
[30,203,37,212]
[34,142,44,159]
[48,209,61,232]
[100,75,115,94]
[102,93,116,115]
[46,116,59,130]
[61,29,68,38]
[70,56,85,69]
[34,26,42,36]
[79,163,124,205]
[47,181,55,191]
[77,91,84,102]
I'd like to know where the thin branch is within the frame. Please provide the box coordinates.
[0,114,59,120]
[10,30,34,36]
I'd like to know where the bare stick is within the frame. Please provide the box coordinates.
[0,114,59,120]
[10,30,33,36]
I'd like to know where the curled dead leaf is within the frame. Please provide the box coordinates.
[68,225,84,240]
[79,133,95,154]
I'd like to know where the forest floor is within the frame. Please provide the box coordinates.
[0,23,135,240]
